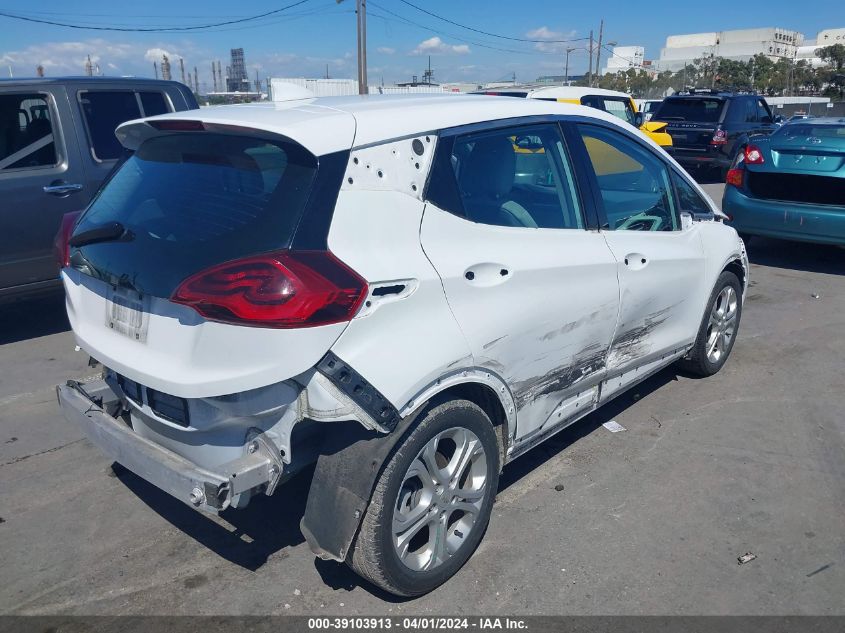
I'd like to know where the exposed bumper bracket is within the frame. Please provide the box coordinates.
[57,380,283,513]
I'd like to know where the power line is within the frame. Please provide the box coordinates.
[0,0,313,32]
[396,0,588,43]
[368,2,556,56]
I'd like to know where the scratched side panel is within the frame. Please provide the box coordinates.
[420,206,620,440]
[601,228,707,380]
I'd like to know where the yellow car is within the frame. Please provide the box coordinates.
[479,85,672,148]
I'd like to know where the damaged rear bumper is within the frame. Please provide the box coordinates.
[56,380,283,513]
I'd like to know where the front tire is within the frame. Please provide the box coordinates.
[677,271,742,377]
[348,399,500,597]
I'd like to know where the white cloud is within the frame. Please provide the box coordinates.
[526,26,564,40]
[526,26,579,53]
[144,47,174,63]
[377,47,396,55]
[411,37,470,56]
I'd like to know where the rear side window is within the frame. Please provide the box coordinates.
[73,133,318,296]
[79,90,172,161]
[428,124,583,230]
[80,91,141,160]
[653,98,723,123]
[139,92,170,117]
[0,93,58,171]
[581,96,636,126]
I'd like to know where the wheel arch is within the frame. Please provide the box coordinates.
[300,369,516,563]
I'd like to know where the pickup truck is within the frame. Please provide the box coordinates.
[650,92,781,179]
[0,77,198,304]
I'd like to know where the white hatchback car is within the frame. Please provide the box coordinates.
[57,94,748,596]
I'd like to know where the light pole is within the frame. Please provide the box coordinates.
[338,0,367,95]
[565,48,574,85]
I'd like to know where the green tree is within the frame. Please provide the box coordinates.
[816,44,845,72]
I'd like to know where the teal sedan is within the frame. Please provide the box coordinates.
[723,118,845,246]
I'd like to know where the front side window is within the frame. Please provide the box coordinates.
[673,171,712,215]
[578,124,678,231]
[428,124,583,230]
[0,93,58,171]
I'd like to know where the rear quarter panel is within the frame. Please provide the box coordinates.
[327,189,473,411]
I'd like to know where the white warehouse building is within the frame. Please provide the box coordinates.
[658,27,804,72]
[602,46,645,75]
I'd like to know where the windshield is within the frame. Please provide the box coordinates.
[653,98,724,123]
[72,132,318,297]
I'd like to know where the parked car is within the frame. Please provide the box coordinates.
[56,94,748,596]
[0,77,198,304]
[723,117,845,246]
[650,91,780,179]
[477,85,673,148]
[638,99,663,122]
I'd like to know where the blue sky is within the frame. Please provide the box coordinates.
[1,0,841,87]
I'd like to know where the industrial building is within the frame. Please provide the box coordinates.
[657,27,804,71]
[226,47,250,92]
[602,46,645,75]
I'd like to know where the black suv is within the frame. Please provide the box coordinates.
[650,92,781,178]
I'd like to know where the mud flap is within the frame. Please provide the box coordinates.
[300,407,426,562]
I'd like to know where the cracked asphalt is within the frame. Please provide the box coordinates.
[1,184,843,615]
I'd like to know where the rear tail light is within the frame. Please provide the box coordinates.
[726,167,745,188]
[710,128,728,145]
[171,250,367,329]
[744,144,765,164]
[53,210,82,269]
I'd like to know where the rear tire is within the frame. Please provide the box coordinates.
[677,271,742,377]
[348,399,500,597]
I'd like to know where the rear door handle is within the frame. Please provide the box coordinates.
[43,183,83,196]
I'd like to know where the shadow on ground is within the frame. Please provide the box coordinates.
[116,365,684,601]
[0,292,69,345]
[746,237,844,276]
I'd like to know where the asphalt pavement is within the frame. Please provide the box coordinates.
[1,184,843,615]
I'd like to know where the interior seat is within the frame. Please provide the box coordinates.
[457,136,538,228]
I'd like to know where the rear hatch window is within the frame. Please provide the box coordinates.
[653,98,724,123]
[71,132,318,298]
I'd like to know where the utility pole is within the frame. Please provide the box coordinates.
[356,0,368,94]
[180,58,186,85]
[594,20,604,87]
[565,47,574,85]
[588,30,594,86]
[153,61,158,80]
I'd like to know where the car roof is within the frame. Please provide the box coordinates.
[0,76,187,88]
[116,93,636,156]
[481,85,631,100]
[783,116,845,126]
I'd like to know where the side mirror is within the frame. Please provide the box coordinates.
[680,211,694,231]
[634,112,644,127]
[773,114,785,124]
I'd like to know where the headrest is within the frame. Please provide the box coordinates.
[459,135,515,198]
